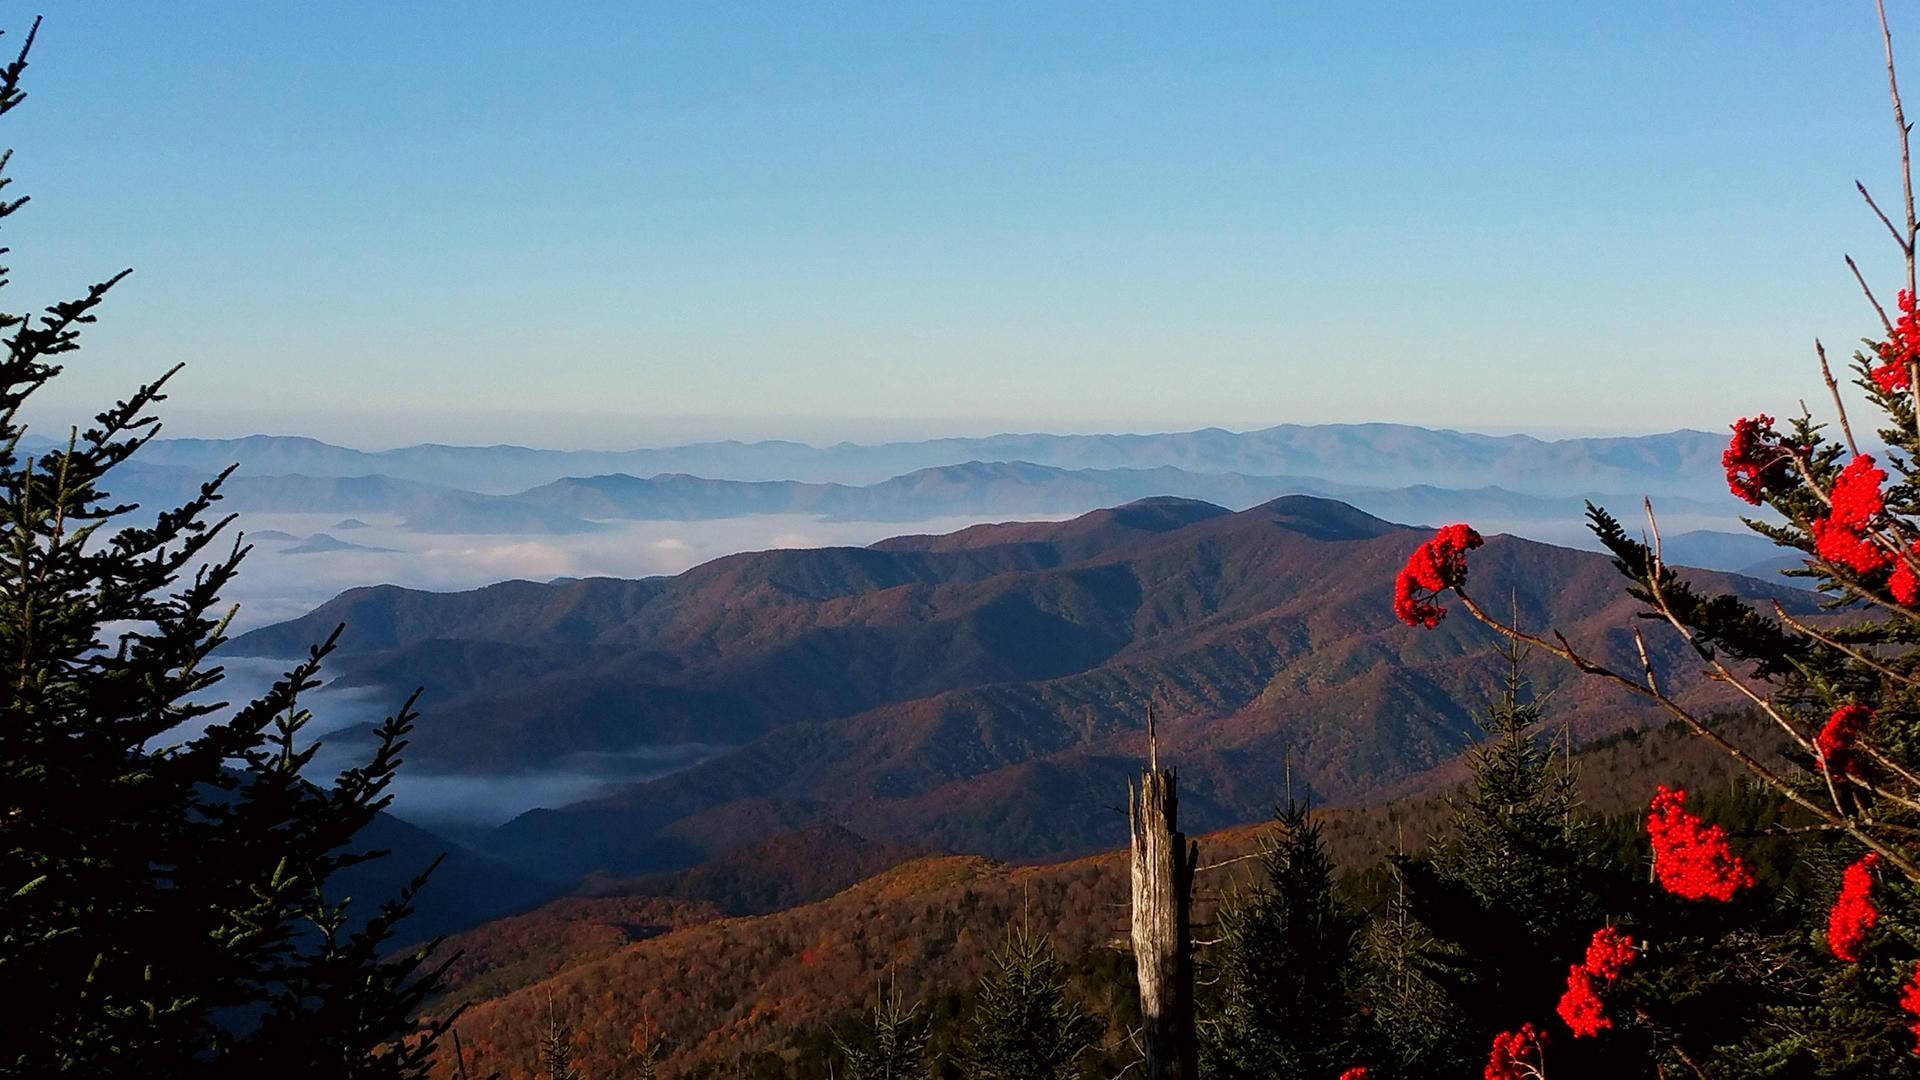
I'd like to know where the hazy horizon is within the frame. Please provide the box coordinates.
[18,406,1724,454]
[6,3,1909,447]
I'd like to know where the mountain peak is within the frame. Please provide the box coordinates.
[1243,494,1406,540]
[1096,495,1232,532]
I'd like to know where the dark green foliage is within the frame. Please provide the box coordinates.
[1359,861,1458,1078]
[1199,798,1368,1079]
[837,984,932,1080]
[1383,643,1602,1070]
[1587,501,1818,678]
[0,19,451,1079]
[955,924,1097,1080]
[1371,641,1694,1077]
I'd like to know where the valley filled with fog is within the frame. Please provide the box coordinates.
[195,510,1043,839]
[212,509,1034,633]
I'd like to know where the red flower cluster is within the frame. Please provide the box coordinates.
[1484,1023,1547,1080]
[1338,1070,1370,1080]
[1722,415,1797,505]
[1828,852,1883,963]
[1902,960,1920,1055]
[1647,786,1756,901]
[1871,289,1920,395]
[1556,926,1637,1037]
[1812,455,1891,576]
[1818,704,1871,780]
[1393,523,1484,628]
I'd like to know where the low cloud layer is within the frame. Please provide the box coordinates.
[213,510,1024,633]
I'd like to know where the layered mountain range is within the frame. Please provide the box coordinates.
[85,444,1740,542]
[229,495,1815,882]
[46,423,1729,493]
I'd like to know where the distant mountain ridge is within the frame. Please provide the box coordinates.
[229,494,1817,880]
[103,454,1735,542]
[100,423,1729,495]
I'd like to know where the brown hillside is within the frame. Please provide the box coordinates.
[432,715,1787,1079]
[230,496,1815,880]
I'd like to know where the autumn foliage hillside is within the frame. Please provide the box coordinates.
[232,495,1820,883]
[432,714,1784,1078]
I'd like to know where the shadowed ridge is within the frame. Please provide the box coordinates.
[224,576,668,657]
[1238,493,1409,540]
[873,495,1230,557]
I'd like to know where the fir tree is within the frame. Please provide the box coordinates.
[1386,640,1629,1075]
[1360,857,1458,1079]
[1199,797,1366,1080]
[1433,638,1588,925]
[0,17,453,1078]
[955,923,1097,1080]
[540,993,581,1080]
[627,1020,664,1080]
[837,982,931,1080]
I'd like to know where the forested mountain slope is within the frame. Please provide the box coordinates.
[231,496,1815,880]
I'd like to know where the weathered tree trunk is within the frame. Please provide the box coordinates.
[1129,740,1198,1080]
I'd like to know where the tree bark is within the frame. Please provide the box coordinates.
[1129,762,1198,1080]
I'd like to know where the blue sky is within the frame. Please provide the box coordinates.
[3,2,1911,447]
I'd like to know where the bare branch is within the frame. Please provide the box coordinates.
[1817,339,1863,456]
[1859,179,1911,255]
[1849,252,1896,332]
[1450,591,1920,882]
[1771,599,1918,687]
[1880,0,1919,287]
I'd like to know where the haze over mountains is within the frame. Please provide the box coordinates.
[53,422,1731,494]
[229,494,1815,882]
[33,423,1771,564]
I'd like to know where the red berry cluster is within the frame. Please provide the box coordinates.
[1721,414,1797,505]
[1902,961,1920,1055]
[1813,455,1891,575]
[1556,926,1636,1038]
[1583,925,1636,979]
[1828,852,1882,963]
[1647,786,1755,902]
[1813,517,1888,576]
[1556,966,1609,1039]
[1870,289,1920,394]
[1895,546,1920,604]
[1393,523,1484,628]
[1832,454,1889,527]
[1484,1023,1546,1080]
[1818,704,1872,781]
[1337,1069,1369,1080]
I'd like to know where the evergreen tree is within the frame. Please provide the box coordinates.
[1434,638,1586,925]
[955,923,1097,1080]
[540,993,581,1080]
[627,1021,664,1080]
[1384,640,1635,1076]
[1415,640,1602,986]
[1360,858,1457,1079]
[1199,797,1366,1079]
[837,982,931,1080]
[0,18,453,1078]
